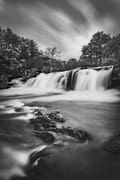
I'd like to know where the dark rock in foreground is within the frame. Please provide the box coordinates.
[103,134,120,153]
[28,107,90,144]
[34,131,55,144]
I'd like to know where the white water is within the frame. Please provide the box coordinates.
[24,67,113,91]
[0,66,119,102]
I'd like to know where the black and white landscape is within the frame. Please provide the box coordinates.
[0,0,120,180]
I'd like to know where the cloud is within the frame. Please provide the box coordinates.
[0,0,5,12]
[19,5,90,59]
[88,0,120,33]
[0,0,119,59]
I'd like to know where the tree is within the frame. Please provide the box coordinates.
[44,47,63,60]
[81,44,93,66]
[104,34,120,65]
[90,31,111,65]
[66,58,78,70]
[80,31,111,66]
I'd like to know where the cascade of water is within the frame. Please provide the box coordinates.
[24,66,113,92]
[25,72,67,90]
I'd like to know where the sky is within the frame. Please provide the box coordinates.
[0,0,120,60]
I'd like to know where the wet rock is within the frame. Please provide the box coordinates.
[27,158,49,178]
[48,112,65,123]
[29,117,56,130]
[103,134,120,153]
[15,107,23,112]
[34,131,55,144]
[28,107,89,144]
[28,108,65,134]
[29,122,43,131]
[58,127,89,142]
[28,148,50,167]
[74,129,89,142]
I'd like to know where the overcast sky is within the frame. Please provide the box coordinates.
[0,0,120,59]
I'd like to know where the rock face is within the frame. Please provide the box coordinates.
[111,66,120,89]
[28,107,89,144]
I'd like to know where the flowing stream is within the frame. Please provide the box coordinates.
[24,66,113,91]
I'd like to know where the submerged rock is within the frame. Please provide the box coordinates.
[28,107,90,144]
[15,107,24,112]
[103,134,120,153]
[34,131,55,144]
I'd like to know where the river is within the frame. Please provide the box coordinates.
[0,67,120,180]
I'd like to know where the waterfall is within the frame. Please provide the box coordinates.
[24,66,113,92]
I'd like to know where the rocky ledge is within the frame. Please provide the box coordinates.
[28,106,90,144]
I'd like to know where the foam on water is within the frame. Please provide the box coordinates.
[0,66,119,104]
[27,90,119,103]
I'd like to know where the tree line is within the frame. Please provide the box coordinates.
[80,31,120,67]
[0,27,120,88]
